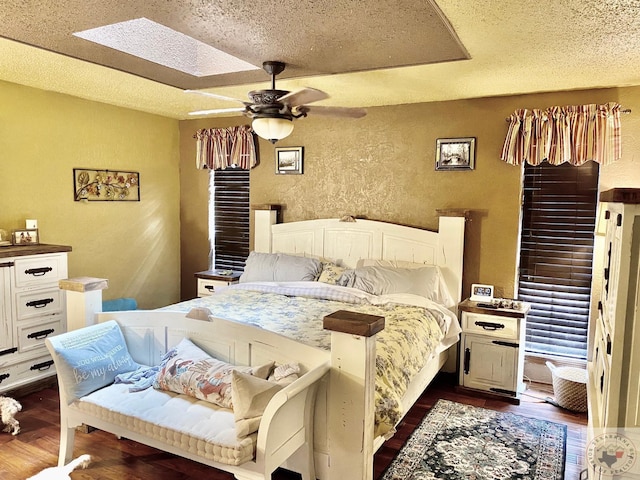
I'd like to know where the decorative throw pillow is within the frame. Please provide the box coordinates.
[317,262,347,285]
[47,320,140,403]
[232,370,283,438]
[153,337,273,409]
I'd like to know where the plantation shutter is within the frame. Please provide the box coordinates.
[212,168,250,271]
[518,161,599,359]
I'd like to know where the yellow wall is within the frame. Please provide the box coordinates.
[180,86,640,301]
[0,80,181,309]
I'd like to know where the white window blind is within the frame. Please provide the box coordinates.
[518,161,599,359]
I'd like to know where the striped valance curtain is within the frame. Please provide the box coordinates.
[501,102,622,166]
[195,125,257,170]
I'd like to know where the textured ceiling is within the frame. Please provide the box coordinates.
[1,0,640,120]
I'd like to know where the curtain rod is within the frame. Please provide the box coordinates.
[505,108,631,122]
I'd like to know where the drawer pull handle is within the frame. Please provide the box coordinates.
[25,266,53,276]
[0,373,9,384]
[606,334,612,355]
[492,340,519,348]
[204,285,215,291]
[30,360,54,371]
[28,328,55,340]
[463,348,471,374]
[600,373,604,393]
[26,298,54,308]
[475,321,505,331]
[0,347,18,357]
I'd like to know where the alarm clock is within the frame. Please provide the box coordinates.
[470,283,494,302]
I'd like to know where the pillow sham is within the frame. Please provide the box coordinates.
[317,261,347,285]
[232,370,283,438]
[239,251,322,283]
[48,320,140,403]
[338,264,454,306]
[153,337,273,409]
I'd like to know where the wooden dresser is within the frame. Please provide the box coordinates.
[587,188,640,479]
[0,244,71,393]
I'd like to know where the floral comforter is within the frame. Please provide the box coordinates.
[159,281,460,437]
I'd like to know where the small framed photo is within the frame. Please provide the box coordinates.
[435,137,476,171]
[12,228,39,245]
[275,146,303,175]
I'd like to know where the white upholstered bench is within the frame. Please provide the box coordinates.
[46,314,329,480]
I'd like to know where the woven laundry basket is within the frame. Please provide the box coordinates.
[546,361,588,412]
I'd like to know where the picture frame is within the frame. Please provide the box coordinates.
[73,168,140,201]
[275,147,303,175]
[12,228,39,245]
[435,137,476,171]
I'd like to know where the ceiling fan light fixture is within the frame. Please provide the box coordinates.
[252,117,294,143]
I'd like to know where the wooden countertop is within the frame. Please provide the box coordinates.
[0,244,72,259]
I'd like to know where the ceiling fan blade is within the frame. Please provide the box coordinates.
[184,89,247,105]
[298,105,367,119]
[278,88,329,106]
[188,107,246,116]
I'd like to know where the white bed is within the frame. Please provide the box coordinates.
[161,212,467,479]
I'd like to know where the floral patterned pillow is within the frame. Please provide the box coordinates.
[317,262,347,285]
[153,337,273,409]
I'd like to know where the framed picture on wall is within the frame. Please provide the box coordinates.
[275,147,303,174]
[435,137,476,171]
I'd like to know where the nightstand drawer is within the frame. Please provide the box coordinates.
[462,311,520,340]
[197,278,239,296]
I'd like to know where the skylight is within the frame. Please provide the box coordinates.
[73,17,259,77]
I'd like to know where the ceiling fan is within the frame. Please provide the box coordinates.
[186,61,367,143]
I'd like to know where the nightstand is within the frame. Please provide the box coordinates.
[458,298,530,402]
[194,270,241,297]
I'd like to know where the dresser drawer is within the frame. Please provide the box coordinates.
[462,311,520,340]
[15,288,63,320]
[17,316,63,353]
[0,352,56,392]
[13,254,68,288]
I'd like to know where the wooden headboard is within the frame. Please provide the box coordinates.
[253,213,466,303]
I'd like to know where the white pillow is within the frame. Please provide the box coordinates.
[232,371,283,438]
[239,252,321,283]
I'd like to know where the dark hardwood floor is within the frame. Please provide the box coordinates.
[0,375,586,479]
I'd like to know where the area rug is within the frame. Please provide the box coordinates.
[381,399,567,480]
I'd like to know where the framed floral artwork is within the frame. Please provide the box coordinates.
[73,169,140,201]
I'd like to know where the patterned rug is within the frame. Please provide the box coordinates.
[381,399,567,480]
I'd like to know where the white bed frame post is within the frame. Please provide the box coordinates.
[435,211,467,307]
[322,311,384,480]
[59,276,109,331]
[252,205,281,253]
